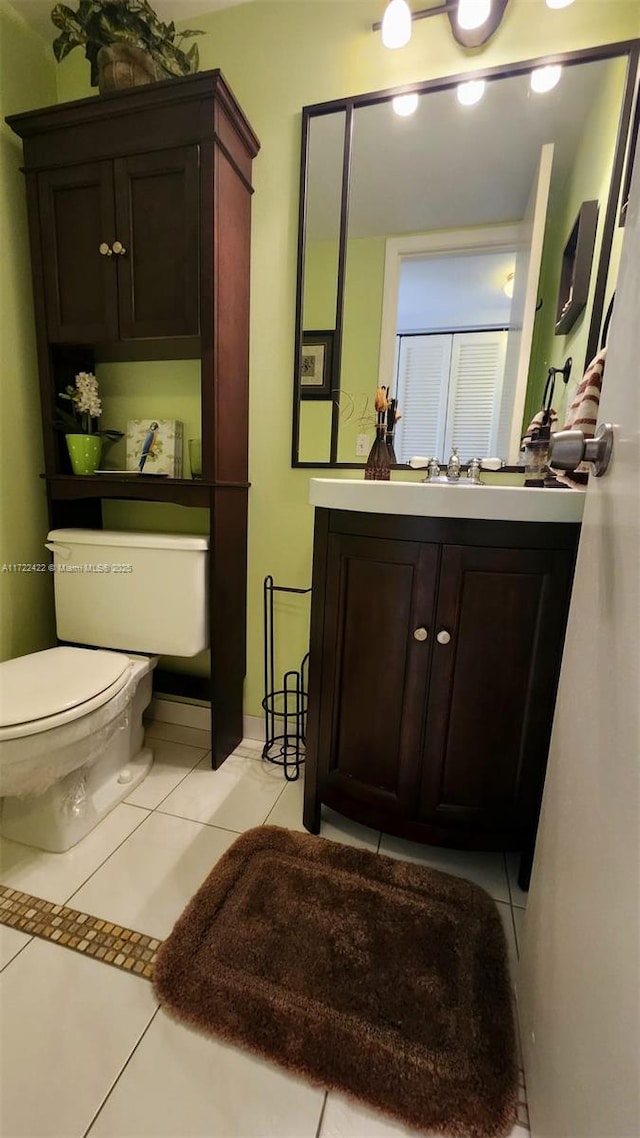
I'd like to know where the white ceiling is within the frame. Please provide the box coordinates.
[8,0,248,43]
[307,58,619,239]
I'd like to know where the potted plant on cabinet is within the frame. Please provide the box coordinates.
[51,0,204,93]
[57,371,123,474]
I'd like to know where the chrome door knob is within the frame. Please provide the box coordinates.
[99,242,112,256]
[436,630,451,645]
[112,240,127,256]
[413,627,428,642]
[549,424,614,477]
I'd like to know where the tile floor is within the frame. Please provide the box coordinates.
[0,723,529,1138]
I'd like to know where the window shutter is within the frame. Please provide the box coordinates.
[395,335,452,462]
[443,331,507,460]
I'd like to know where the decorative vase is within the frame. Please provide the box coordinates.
[65,434,102,476]
[364,425,391,481]
[97,45,162,94]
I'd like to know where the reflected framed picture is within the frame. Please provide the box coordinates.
[300,330,334,399]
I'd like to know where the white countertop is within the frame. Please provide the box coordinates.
[309,478,586,524]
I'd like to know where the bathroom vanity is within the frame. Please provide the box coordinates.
[303,480,584,887]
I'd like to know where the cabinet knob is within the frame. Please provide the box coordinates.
[413,627,429,642]
[99,242,112,256]
[112,240,127,256]
[436,630,451,645]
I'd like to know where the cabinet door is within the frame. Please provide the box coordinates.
[38,162,118,342]
[114,147,200,340]
[419,544,573,835]
[316,534,439,820]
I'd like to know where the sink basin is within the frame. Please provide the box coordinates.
[309,478,586,524]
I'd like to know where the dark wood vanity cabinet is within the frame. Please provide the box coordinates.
[7,72,260,768]
[37,146,200,344]
[304,509,579,872]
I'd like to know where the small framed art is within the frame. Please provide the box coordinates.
[300,330,334,399]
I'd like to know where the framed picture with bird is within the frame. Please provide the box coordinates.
[126,419,184,476]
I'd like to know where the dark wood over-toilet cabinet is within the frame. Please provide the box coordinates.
[8,71,260,769]
[304,509,580,887]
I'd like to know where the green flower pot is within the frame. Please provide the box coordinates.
[65,434,102,475]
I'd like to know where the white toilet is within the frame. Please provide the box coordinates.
[0,529,209,853]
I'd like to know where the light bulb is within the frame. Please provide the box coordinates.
[381,0,412,49]
[457,0,492,31]
[457,79,485,107]
[530,65,562,94]
[503,272,515,299]
[392,93,419,117]
[545,0,575,8]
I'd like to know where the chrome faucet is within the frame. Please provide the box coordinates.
[446,447,461,482]
[467,458,483,485]
[427,458,441,482]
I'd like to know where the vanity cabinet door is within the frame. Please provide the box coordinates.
[314,533,439,821]
[418,544,574,838]
[113,146,200,340]
[38,162,119,343]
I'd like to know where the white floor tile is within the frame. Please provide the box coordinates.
[87,1007,324,1138]
[125,737,208,809]
[321,1092,530,1138]
[0,924,31,970]
[506,853,529,908]
[265,779,381,851]
[495,900,519,984]
[378,835,510,903]
[232,738,264,760]
[158,753,286,832]
[513,905,526,956]
[144,720,211,750]
[69,812,237,940]
[0,937,156,1138]
[0,803,148,905]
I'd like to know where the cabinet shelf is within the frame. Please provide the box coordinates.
[45,473,249,508]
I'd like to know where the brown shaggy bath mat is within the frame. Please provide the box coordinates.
[153,826,518,1137]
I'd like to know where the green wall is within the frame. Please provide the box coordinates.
[524,54,629,431]
[4,0,639,716]
[0,1,57,661]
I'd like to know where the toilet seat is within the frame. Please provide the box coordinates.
[0,647,133,741]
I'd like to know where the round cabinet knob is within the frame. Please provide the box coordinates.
[436,630,451,645]
[99,242,112,256]
[112,240,126,256]
[413,627,428,642]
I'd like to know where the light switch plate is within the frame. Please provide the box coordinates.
[356,434,370,456]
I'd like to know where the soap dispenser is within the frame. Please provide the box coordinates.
[524,426,551,487]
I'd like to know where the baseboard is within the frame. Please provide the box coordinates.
[148,698,268,742]
[147,696,210,731]
[243,714,266,741]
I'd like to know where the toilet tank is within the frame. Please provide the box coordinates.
[46,530,209,656]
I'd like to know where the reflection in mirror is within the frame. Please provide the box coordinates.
[294,51,634,467]
[299,112,345,463]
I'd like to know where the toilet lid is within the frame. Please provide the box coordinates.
[0,647,130,728]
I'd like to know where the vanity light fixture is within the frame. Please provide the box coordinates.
[393,92,420,116]
[457,0,492,31]
[376,1,509,51]
[381,0,413,48]
[530,64,562,93]
[457,78,485,106]
[545,0,575,8]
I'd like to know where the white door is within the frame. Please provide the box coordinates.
[518,151,640,1134]
[504,143,555,460]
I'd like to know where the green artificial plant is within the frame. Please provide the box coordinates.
[51,0,204,86]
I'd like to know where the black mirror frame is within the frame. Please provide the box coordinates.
[291,39,640,469]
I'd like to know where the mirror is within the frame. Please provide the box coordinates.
[293,45,637,467]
